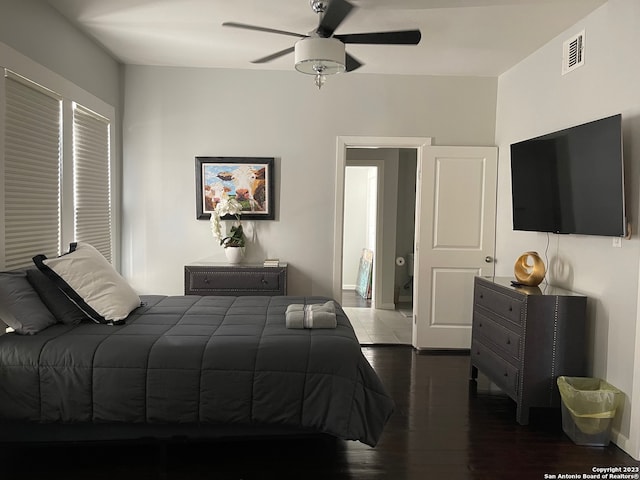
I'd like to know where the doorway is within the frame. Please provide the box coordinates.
[333,136,432,349]
[334,138,498,350]
[339,147,418,345]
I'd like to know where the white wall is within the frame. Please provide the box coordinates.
[122,66,497,297]
[342,166,373,289]
[495,0,640,458]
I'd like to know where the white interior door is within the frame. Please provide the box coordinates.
[413,146,498,349]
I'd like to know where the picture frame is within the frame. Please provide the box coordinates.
[355,249,373,300]
[196,157,275,220]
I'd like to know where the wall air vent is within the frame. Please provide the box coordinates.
[562,30,585,75]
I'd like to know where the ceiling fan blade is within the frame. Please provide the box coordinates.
[345,53,363,72]
[317,0,355,37]
[222,22,306,39]
[251,46,296,64]
[335,29,421,45]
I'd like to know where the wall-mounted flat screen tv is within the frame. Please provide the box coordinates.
[510,114,626,237]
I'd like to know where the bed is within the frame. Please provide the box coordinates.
[0,292,394,446]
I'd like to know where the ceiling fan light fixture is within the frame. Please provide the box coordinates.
[295,37,345,89]
[224,0,419,89]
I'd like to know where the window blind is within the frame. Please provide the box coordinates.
[3,74,61,269]
[73,104,112,262]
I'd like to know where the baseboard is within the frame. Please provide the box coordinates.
[610,429,638,461]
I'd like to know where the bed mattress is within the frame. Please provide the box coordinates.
[0,295,394,446]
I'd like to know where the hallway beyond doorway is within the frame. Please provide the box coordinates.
[342,290,412,345]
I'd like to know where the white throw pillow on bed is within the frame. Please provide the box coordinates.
[33,242,140,324]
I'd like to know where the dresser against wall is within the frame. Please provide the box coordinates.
[470,276,587,425]
[184,263,287,296]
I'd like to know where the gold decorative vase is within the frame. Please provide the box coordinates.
[514,251,546,286]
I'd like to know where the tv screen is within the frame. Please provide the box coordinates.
[510,114,625,237]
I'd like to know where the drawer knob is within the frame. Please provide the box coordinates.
[504,372,509,377]
[479,294,484,299]
[506,338,511,345]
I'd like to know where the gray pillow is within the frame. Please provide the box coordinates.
[0,270,57,335]
[26,268,88,325]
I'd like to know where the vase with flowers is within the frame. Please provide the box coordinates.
[210,198,245,263]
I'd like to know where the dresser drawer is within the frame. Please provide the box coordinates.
[184,266,287,296]
[473,311,521,360]
[474,283,524,325]
[471,339,519,399]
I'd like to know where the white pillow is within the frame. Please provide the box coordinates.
[33,242,140,324]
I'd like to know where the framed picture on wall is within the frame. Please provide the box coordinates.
[195,157,275,220]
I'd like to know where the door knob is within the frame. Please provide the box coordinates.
[485,256,493,263]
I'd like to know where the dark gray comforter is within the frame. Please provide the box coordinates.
[0,295,394,446]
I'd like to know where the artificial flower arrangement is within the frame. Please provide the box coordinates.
[210,198,245,248]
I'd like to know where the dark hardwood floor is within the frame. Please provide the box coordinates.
[1,346,637,479]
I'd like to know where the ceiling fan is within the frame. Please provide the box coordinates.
[223,0,421,89]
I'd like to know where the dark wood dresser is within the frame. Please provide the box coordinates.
[184,263,287,296]
[470,276,587,424]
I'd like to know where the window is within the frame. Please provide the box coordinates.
[1,68,113,269]
[73,104,112,262]
[3,73,61,269]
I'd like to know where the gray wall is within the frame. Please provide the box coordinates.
[494,0,640,455]
[121,66,497,297]
[396,149,417,301]
[0,0,121,107]
[345,148,400,309]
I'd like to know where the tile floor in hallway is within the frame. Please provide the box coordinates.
[340,290,413,345]
[343,306,413,344]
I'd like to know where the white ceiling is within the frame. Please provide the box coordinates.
[46,0,606,76]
